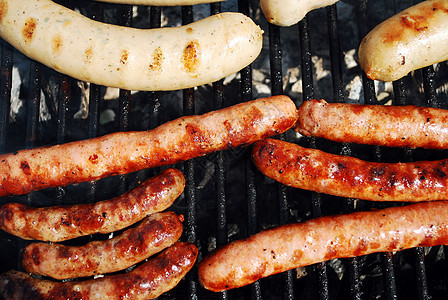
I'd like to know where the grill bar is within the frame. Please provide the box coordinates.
[0,44,12,154]
[298,12,331,300]
[236,1,263,298]
[326,4,344,103]
[267,18,296,300]
[25,62,41,149]
[326,4,364,300]
[382,251,398,300]
[181,6,199,299]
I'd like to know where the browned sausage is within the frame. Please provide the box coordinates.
[357,0,448,82]
[251,138,448,202]
[0,168,184,242]
[21,211,183,280]
[0,241,198,300]
[295,99,448,149]
[198,201,448,292]
[0,95,297,197]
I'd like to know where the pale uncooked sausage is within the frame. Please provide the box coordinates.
[0,0,263,91]
[358,0,448,82]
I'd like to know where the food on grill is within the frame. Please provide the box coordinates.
[252,138,448,202]
[0,242,197,300]
[21,211,183,280]
[358,0,448,82]
[198,200,448,291]
[295,99,448,149]
[93,0,225,4]
[0,169,185,242]
[0,0,263,91]
[0,95,297,197]
[260,0,339,27]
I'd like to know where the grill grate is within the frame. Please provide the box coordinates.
[0,0,447,299]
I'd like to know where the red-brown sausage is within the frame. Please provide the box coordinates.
[251,138,448,202]
[295,99,448,149]
[0,95,297,197]
[21,211,183,280]
[198,201,448,292]
[0,242,198,300]
[0,168,184,242]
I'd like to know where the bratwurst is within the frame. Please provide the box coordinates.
[260,0,339,27]
[198,201,448,291]
[0,168,184,242]
[0,242,198,300]
[252,138,448,202]
[358,0,448,82]
[295,99,448,149]
[0,95,297,197]
[0,0,262,91]
[21,211,183,280]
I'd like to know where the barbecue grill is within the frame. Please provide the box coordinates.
[1,0,447,299]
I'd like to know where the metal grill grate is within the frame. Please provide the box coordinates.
[0,0,447,299]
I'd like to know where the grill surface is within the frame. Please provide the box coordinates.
[1,0,448,299]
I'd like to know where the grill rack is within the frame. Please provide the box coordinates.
[0,0,447,299]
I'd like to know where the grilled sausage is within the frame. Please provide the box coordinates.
[295,99,448,149]
[0,95,297,197]
[0,168,184,242]
[21,211,183,280]
[0,0,262,91]
[260,0,339,27]
[0,242,197,300]
[252,138,448,202]
[198,201,448,291]
[358,0,448,82]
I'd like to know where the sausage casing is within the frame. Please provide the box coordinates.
[252,138,448,202]
[0,95,297,197]
[0,0,262,91]
[0,168,185,242]
[0,242,198,300]
[358,0,448,82]
[260,0,339,27]
[21,211,183,280]
[198,201,448,291]
[295,99,448,149]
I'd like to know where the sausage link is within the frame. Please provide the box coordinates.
[198,201,448,291]
[358,0,448,82]
[0,168,184,242]
[0,0,262,91]
[0,242,198,300]
[0,95,297,197]
[260,0,339,27]
[21,211,183,280]
[295,99,448,149]
[252,138,448,202]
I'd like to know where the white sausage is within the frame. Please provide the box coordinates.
[358,0,448,82]
[0,0,263,91]
[260,0,339,27]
